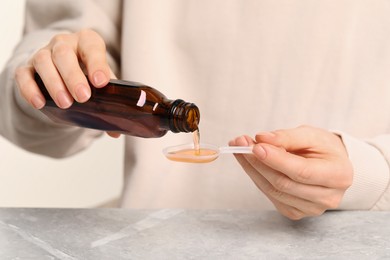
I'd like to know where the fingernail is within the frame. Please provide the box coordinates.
[93,71,107,87]
[253,144,266,159]
[57,91,73,108]
[31,95,45,109]
[75,84,91,103]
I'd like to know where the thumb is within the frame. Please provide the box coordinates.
[255,125,326,152]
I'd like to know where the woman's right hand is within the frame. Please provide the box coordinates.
[14,29,112,110]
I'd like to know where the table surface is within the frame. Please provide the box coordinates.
[0,208,389,259]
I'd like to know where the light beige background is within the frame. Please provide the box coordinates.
[0,1,123,207]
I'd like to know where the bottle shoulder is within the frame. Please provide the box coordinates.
[103,79,167,103]
[109,78,145,87]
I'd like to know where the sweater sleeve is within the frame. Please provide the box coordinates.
[335,131,390,210]
[0,0,122,158]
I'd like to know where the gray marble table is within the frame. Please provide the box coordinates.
[0,208,389,259]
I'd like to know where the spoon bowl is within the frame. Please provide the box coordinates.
[163,143,252,163]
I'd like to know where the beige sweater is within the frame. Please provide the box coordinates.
[1,0,390,210]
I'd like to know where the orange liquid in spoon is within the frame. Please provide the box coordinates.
[165,129,219,163]
[165,148,218,163]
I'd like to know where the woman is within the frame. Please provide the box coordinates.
[1,0,390,219]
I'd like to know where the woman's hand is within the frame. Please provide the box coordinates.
[14,29,119,138]
[230,125,353,220]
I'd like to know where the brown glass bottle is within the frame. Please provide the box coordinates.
[35,73,200,138]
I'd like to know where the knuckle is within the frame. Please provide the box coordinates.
[79,29,105,47]
[273,175,292,192]
[295,165,312,183]
[50,33,71,44]
[283,209,304,220]
[77,29,103,45]
[32,49,51,66]
[78,28,96,37]
[267,185,285,201]
[52,42,73,59]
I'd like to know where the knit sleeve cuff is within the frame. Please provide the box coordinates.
[334,131,390,210]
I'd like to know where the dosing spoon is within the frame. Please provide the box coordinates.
[163,143,253,163]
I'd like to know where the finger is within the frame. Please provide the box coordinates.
[77,29,110,88]
[274,197,326,218]
[231,136,271,194]
[232,135,341,200]
[255,127,314,151]
[229,135,255,146]
[271,199,307,220]
[256,125,341,155]
[264,185,327,218]
[249,158,342,209]
[253,143,339,187]
[14,66,46,109]
[32,48,73,109]
[51,36,91,103]
[233,145,329,217]
[233,151,311,220]
[231,135,326,218]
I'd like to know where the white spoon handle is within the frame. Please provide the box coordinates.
[219,146,253,154]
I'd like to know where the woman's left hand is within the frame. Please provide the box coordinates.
[230,125,353,220]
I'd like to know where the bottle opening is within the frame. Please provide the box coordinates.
[169,100,200,133]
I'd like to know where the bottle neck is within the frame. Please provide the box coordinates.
[168,99,200,133]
